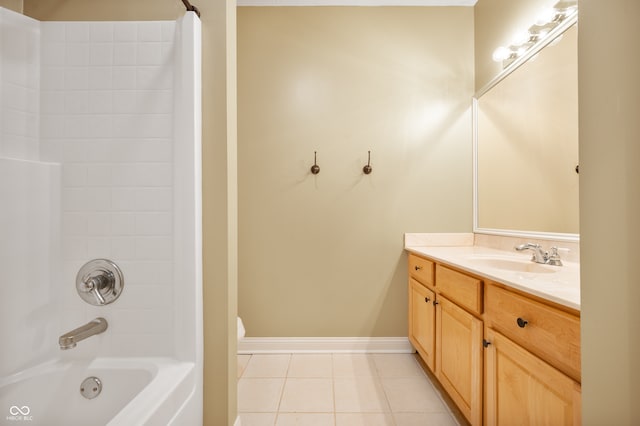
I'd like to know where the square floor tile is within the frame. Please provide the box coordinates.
[279,378,334,412]
[335,413,394,426]
[288,354,333,378]
[333,376,390,413]
[381,377,447,412]
[332,354,377,377]
[393,412,459,426]
[243,354,291,378]
[238,378,285,412]
[239,412,277,426]
[373,354,424,377]
[276,413,335,426]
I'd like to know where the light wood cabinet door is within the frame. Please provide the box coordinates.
[409,278,436,371]
[436,296,483,426]
[485,327,581,426]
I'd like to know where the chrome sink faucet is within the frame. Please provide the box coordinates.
[515,243,563,266]
[59,317,108,350]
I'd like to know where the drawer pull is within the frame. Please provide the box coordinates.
[516,317,529,328]
[424,297,430,303]
[414,265,423,271]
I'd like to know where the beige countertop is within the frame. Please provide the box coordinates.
[405,240,580,311]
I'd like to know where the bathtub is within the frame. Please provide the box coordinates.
[0,358,195,426]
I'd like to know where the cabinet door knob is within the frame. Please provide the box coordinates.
[414,265,423,271]
[516,317,528,328]
[433,300,439,306]
[424,297,430,303]
[483,339,491,348]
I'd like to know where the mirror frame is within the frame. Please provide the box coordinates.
[472,14,579,243]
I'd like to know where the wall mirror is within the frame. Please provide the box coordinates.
[473,17,579,241]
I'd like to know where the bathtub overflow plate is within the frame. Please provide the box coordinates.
[80,376,102,399]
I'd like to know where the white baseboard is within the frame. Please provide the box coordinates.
[237,337,414,354]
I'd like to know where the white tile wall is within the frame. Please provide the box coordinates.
[0,8,40,160]
[1,9,200,369]
[38,19,178,358]
[0,158,60,376]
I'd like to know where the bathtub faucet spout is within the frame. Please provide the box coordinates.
[59,317,108,350]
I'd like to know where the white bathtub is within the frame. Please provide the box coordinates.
[0,358,195,426]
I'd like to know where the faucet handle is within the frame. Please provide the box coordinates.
[79,276,107,305]
[547,247,563,266]
[76,259,124,306]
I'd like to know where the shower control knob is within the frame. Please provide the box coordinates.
[80,277,107,305]
[76,259,124,306]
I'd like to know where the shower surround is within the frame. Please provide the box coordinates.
[0,7,202,425]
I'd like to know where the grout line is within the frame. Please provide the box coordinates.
[274,354,292,415]
[239,352,462,425]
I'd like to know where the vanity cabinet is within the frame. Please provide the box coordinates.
[484,328,581,426]
[484,282,581,426]
[409,277,436,370]
[408,255,435,370]
[407,252,581,426]
[484,283,581,382]
[408,254,484,425]
[436,295,483,426]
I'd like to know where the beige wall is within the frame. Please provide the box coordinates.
[579,0,640,423]
[23,1,238,424]
[474,0,556,90]
[238,7,474,337]
[25,0,183,21]
[0,0,22,13]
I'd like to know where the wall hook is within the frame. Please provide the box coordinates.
[310,151,320,175]
[363,151,372,175]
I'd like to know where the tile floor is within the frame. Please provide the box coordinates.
[237,353,459,426]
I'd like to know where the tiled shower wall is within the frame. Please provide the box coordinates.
[38,20,179,357]
[0,8,55,376]
[1,5,184,369]
[0,7,39,159]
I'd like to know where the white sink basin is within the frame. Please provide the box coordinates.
[463,255,558,274]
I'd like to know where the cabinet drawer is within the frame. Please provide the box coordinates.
[485,284,581,382]
[435,265,482,315]
[408,254,434,286]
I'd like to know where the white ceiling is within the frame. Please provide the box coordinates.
[237,0,477,6]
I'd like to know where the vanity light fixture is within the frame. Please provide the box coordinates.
[492,0,577,68]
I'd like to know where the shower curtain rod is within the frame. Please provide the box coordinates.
[181,0,201,17]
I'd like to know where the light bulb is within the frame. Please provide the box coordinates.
[512,31,530,46]
[492,46,510,62]
[536,7,555,26]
